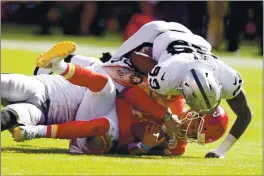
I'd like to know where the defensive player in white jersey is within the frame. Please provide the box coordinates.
[102,20,252,159]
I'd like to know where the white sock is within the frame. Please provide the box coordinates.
[52,59,68,74]
[36,125,48,137]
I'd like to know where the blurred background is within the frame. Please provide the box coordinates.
[1,1,263,57]
[1,2,263,175]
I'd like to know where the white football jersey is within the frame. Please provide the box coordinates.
[152,30,212,63]
[148,54,243,100]
[206,58,243,100]
[103,20,193,67]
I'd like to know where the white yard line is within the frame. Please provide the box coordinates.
[2,39,262,69]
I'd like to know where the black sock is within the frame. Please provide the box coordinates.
[64,54,75,63]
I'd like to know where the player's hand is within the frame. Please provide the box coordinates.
[142,123,165,149]
[205,149,225,159]
[164,114,181,140]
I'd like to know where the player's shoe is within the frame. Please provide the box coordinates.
[36,41,77,68]
[12,126,39,142]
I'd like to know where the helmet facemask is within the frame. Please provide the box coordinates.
[177,110,205,144]
[178,105,229,145]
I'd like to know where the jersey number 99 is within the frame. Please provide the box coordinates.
[149,66,161,90]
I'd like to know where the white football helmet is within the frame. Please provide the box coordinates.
[148,57,222,114]
[180,66,222,114]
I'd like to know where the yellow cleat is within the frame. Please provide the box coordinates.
[12,126,39,142]
[36,41,77,68]
[12,127,24,142]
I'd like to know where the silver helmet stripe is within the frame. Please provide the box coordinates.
[190,69,211,109]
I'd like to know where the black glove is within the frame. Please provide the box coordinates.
[205,152,221,158]
[99,52,112,63]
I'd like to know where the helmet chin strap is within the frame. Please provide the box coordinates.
[196,118,205,145]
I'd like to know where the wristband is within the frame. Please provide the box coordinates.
[162,112,172,122]
[140,142,151,152]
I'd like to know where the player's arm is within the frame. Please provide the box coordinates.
[123,87,181,139]
[112,20,193,58]
[122,87,169,120]
[206,90,252,158]
[128,123,165,155]
[127,142,151,155]
[227,90,252,140]
[112,21,167,58]
[130,51,157,75]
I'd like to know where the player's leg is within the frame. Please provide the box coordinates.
[74,78,116,121]
[35,41,117,120]
[18,106,119,141]
[12,117,110,141]
[35,41,76,68]
[1,108,19,131]
[34,52,102,75]
[1,74,46,103]
[69,106,119,154]
[1,103,46,131]
[1,74,48,131]
[13,106,119,154]
[59,78,117,153]
[35,41,110,93]
[71,56,117,121]
[65,54,102,67]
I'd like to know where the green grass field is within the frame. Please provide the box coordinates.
[1,25,263,175]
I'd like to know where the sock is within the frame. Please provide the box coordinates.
[123,87,167,120]
[60,63,108,92]
[37,125,48,137]
[52,60,68,74]
[38,118,110,139]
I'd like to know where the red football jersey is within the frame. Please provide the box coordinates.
[115,97,188,155]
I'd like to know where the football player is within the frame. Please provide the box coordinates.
[33,41,183,135]
[1,42,119,138]
[12,91,229,156]
[101,20,252,159]
[1,42,180,148]
[4,48,227,156]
